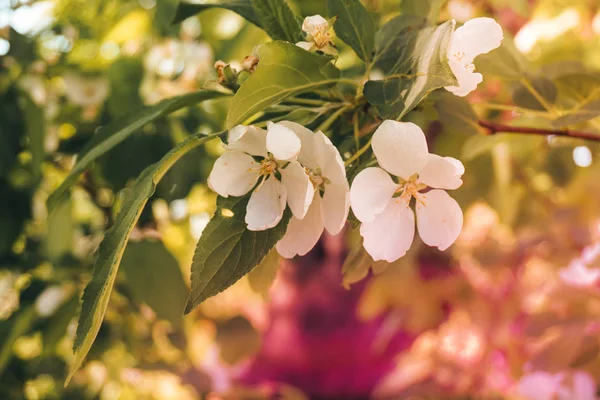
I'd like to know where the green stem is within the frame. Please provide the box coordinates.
[473,102,552,118]
[284,97,327,106]
[344,138,372,167]
[520,77,557,116]
[353,114,360,151]
[316,104,353,132]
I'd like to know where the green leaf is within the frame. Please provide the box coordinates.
[552,73,600,127]
[47,89,228,214]
[66,131,223,386]
[0,306,36,376]
[247,247,280,300]
[185,195,290,313]
[512,77,557,111]
[45,198,74,262]
[475,35,528,80]
[341,243,389,288]
[433,91,481,136]
[461,134,507,161]
[400,0,446,23]
[327,0,376,62]
[21,96,45,180]
[251,0,303,42]
[121,240,188,326]
[364,18,456,119]
[173,0,262,27]
[226,41,340,127]
[553,99,600,128]
[42,295,78,357]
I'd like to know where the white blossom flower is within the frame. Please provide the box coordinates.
[35,285,70,317]
[0,272,20,321]
[350,120,464,262]
[276,122,350,258]
[516,371,598,400]
[445,17,503,97]
[208,122,313,231]
[296,15,337,56]
[63,72,110,107]
[559,243,600,287]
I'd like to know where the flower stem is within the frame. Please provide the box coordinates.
[284,97,327,106]
[479,120,600,141]
[473,102,552,118]
[316,104,353,132]
[344,138,372,167]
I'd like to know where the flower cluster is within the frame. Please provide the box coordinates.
[208,122,350,258]
[208,120,464,261]
[206,16,506,261]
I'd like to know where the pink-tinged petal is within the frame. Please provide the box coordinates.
[266,122,301,161]
[277,121,318,169]
[416,190,463,251]
[246,177,287,231]
[226,125,268,157]
[321,183,350,235]
[280,160,314,220]
[302,15,328,35]
[449,17,503,65]
[445,60,483,97]
[372,120,429,180]
[360,198,415,262]
[418,154,465,190]
[567,371,597,400]
[517,372,564,400]
[276,193,324,258]
[350,167,399,223]
[314,131,348,187]
[559,262,600,288]
[208,151,260,197]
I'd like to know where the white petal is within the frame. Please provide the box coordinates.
[418,154,465,190]
[321,183,350,235]
[350,167,399,223]
[445,60,483,97]
[302,15,327,35]
[226,125,268,157]
[276,193,324,258]
[372,120,429,180]
[280,161,314,220]
[277,121,318,169]
[449,17,503,65]
[314,131,348,187]
[208,151,260,197]
[416,190,463,251]
[569,372,597,400]
[246,177,287,231]
[296,41,315,52]
[360,198,415,262]
[266,122,301,161]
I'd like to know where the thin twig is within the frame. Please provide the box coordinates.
[479,120,600,142]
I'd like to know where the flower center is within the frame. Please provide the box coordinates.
[260,156,278,176]
[396,177,428,207]
[306,166,329,191]
[312,25,333,49]
[453,51,465,61]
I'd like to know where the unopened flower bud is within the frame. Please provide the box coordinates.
[242,55,259,73]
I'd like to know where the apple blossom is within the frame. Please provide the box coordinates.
[275,122,350,258]
[350,120,464,262]
[62,72,110,107]
[559,243,600,287]
[296,15,337,56]
[445,17,504,97]
[208,122,313,231]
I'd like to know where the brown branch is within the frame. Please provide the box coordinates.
[478,121,600,142]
